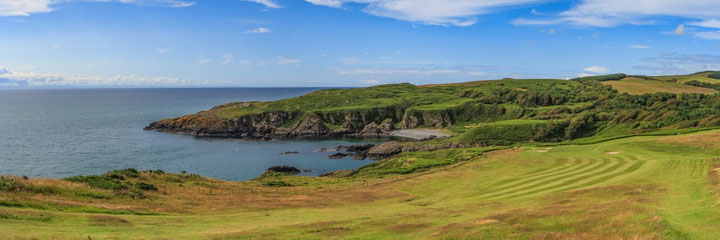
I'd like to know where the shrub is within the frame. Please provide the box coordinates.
[0,176,25,192]
[135,182,158,191]
[65,175,128,191]
[708,72,720,79]
[264,181,292,187]
[572,73,626,82]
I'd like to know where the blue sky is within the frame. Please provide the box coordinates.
[2,0,720,87]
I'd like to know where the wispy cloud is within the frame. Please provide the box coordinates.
[583,66,608,73]
[154,48,172,54]
[275,57,301,65]
[629,44,651,49]
[0,0,195,17]
[220,54,233,65]
[674,24,686,35]
[634,53,720,75]
[244,27,271,34]
[304,0,545,27]
[197,58,212,64]
[238,0,281,8]
[0,65,192,87]
[513,0,720,27]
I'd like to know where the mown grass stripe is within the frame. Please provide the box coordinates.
[486,158,572,187]
[554,159,647,193]
[503,158,632,199]
[482,158,611,198]
[480,158,597,195]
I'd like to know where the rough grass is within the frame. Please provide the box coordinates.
[3,131,720,239]
[602,77,717,95]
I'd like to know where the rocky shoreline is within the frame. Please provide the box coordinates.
[144,109,457,159]
[143,106,456,141]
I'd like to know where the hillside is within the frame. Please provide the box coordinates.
[3,129,720,239]
[146,73,720,149]
[4,73,720,239]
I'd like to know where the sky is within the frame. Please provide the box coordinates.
[2,0,720,87]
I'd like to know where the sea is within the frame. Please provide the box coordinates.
[0,88,382,181]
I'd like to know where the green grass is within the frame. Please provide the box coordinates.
[3,130,720,239]
[457,119,547,143]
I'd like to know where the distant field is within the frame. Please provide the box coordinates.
[601,77,716,94]
[654,71,720,84]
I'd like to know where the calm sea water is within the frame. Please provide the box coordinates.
[0,88,380,181]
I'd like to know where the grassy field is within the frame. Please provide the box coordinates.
[3,130,720,239]
[653,71,720,84]
[600,77,716,95]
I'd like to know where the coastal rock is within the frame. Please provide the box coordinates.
[279,151,299,155]
[265,165,301,174]
[367,141,403,158]
[327,153,348,159]
[319,169,353,177]
[291,114,330,136]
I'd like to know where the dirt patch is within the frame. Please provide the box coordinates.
[536,150,548,153]
[389,223,430,233]
[605,152,620,155]
[88,215,132,226]
[474,218,498,225]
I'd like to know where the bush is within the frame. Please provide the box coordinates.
[0,176,25,192]
[708,72,720,79]
[65,175,128,191]
[135,182,158,191]
[264,181,292,187]
[572,73,626,82]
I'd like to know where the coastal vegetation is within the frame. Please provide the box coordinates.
[5,72,720,239]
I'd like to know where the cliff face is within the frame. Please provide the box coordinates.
[144,102,501,139]
[144,90,521,139]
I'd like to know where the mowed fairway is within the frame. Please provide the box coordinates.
[2,131,720,239]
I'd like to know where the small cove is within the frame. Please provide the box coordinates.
[0,88,390,181]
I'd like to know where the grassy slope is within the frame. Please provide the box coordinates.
[203,79,575,120]
[600,77,716,95]
[654,71,720,84]
[3,130,720,239]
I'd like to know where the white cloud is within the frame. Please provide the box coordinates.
[514,1,720,27]
[583,66,608,73]
[362,79,380,84]
[304,0,545,27]
[689,18,720,29]
[154,48,171,54]
[674,24,686,35]
[197,58,212,64]
[244,27,271,34]
[0,0,195,17]
[0,66,191,87]
[238,0,281,8]
[220,54,233,65]
[275,57,301,65]
[339,57,359,65]
[336,68,459,75]
[694,31,720,40]
[0,0,54,17]
[629,44,651,49]
[634,53,720,75]
[237,59,252,66]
